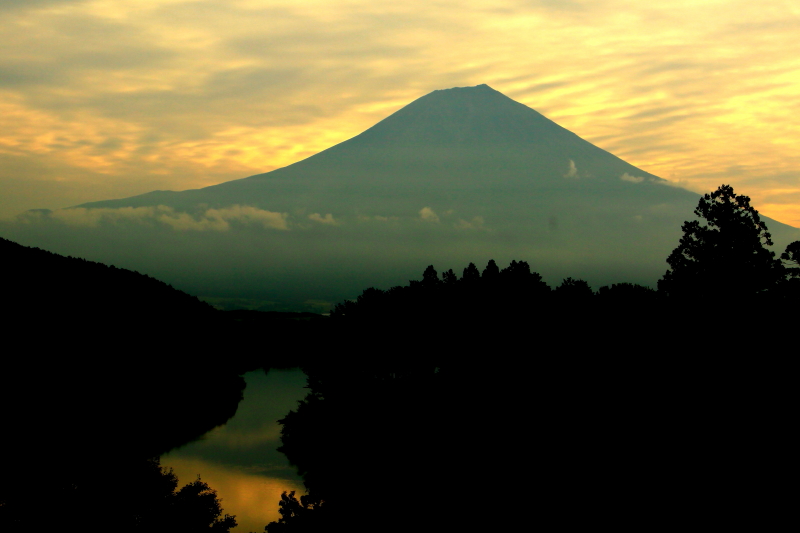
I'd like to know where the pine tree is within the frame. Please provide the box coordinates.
[658,185,784,299]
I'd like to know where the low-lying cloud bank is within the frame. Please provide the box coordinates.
[15,204,496,233]
[19,205,290,231]
[620,173,707,194]
[5,195,794,315]
[620,172,646,183]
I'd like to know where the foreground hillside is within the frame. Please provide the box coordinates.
[0,239,291,531]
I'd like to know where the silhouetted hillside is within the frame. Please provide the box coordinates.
[0,238,248,531]
[1,236,214,324]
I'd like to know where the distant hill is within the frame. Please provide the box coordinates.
[1,236,215,324]
[5,85,798,309]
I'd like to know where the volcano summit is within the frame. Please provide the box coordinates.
[7,85,798,310]
[80,84,674,213]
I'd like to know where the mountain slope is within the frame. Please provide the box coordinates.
[79,84,680,214]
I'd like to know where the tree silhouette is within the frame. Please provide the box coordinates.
[596,282,657,302]
[441,268,457,285]
[461,262,480,283]
[554,277,593,299]
[782,241,800,274]
[170,477,238,532]
[498,259,534,281]
[658,184,784,299]
[779,241,800,302]
[421,264,440,287]
[264,491,325,533]
[481,259,500,280]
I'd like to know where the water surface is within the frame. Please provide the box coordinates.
[161,368,308,532]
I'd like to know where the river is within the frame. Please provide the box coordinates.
[161,368,308,532]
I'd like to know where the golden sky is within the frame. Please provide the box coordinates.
[2,0,799,226]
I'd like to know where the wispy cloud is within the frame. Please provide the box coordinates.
[308,212,339,225]
[39,205,289,231]
[455,216,485,230]
[357,214,396,222]
[620,172,644,183]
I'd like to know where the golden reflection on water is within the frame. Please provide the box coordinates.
[161,369,308,532]
[162,456,304,531]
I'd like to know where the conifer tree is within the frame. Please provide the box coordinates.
[658,185,784,299]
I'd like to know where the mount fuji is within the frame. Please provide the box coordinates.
[7,85,798,310]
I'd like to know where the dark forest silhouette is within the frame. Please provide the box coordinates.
[265,185,798,532]
[1,184,797,531]
[0,239,246,531]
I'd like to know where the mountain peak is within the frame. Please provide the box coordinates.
[433,83,495,92]
[78,83,679,211]
[421,83,506,103]
[317,82,575,159]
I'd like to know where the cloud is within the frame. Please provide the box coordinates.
[419,207,440,223]
[655,178,707,194]
[455,216,485,230]
[308,213,339,225]
[564,159,578,179]
[159,211,231,231]
[357,214,396,222]
[620,173,645,183]
[49,206,167,227]
[44,205,289,231]
[0,0,76,13]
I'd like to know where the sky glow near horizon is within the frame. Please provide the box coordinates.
[1,0,800,226]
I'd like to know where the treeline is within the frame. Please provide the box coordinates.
[266,185,798,532]
[332,259,659,320]
[326,184,799,356]
[333,184,798,317]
